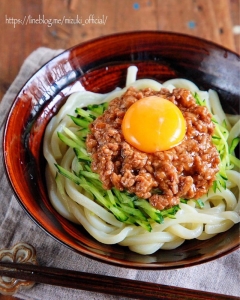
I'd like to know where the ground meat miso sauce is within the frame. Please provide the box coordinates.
[86,87,220,210]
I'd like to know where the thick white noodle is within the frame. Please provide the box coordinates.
[162,78,199,94]
[209,89,231,130]
[228,119,240,146]
[195,90,211,111]
[43,68,240,255]
[226,114,240,126]
[126,66,138,86]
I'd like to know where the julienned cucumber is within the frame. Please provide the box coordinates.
[194,92,240,192]
[55,102,182,232]
[55,161,180,232]
[55,96,240,232]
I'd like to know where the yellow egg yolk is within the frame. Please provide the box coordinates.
[121,96,186,153]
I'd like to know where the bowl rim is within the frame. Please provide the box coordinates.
[3,30,240,269]
[52,30,240,57]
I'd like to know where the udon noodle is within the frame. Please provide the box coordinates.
[43,66,240,255]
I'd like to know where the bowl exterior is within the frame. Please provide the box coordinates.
[3,31,240,269]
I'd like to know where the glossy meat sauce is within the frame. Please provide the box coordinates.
[86,87,220,210]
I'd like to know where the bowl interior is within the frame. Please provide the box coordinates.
[3,31,240,269]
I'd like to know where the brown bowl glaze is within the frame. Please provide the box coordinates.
[3,31,240,269]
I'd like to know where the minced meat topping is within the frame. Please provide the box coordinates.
[86,87,220,210]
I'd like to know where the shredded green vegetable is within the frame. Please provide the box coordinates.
[55,102,182,232]
[194,92,240,192]
[195,199,204,208]
[55,94,240,232]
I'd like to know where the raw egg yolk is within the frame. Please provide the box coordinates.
[121,96,186,153]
